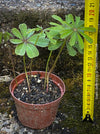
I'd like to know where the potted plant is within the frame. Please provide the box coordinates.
[9,14,96,129]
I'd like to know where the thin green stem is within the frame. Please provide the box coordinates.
[23,55,31,92]
[44,50,52,89]
[46,39,66,92]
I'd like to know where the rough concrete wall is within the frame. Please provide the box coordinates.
[0,0,85,29]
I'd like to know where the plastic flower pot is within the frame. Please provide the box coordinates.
[9,71,65,129]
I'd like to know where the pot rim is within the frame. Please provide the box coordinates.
[9,71,65,106]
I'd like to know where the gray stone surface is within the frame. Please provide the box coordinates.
[0,0,85,10]
[0,0,85,29]
[0,112,68,134]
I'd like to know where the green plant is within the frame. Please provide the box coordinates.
[0,31,17,83]
[10,14,96,93]
[44,14,96,91]
[0,31,12,44]
[10,23,49,92]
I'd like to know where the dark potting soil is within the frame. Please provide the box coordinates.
[14,74,61,104]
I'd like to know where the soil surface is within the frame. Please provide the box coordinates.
[14,74,61,104]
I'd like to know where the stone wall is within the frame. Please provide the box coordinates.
[0,0,85,29]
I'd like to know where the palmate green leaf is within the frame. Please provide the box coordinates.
[19,23,27,38]
[15,43,26,56]
[48,40,62,50]
[52,15,65,25]
[69,32,77,46]
[0,32,2,43]
[10,39,23,44]
[12,28,23,39]
[79,31,93,44]
[67,44,77,56]
[60,30,73,39]
[26,44,39,58]
[77,33,84,49]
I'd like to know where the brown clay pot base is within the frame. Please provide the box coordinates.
[14,73,61,104]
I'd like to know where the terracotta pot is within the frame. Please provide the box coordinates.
[9,71,65,129]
